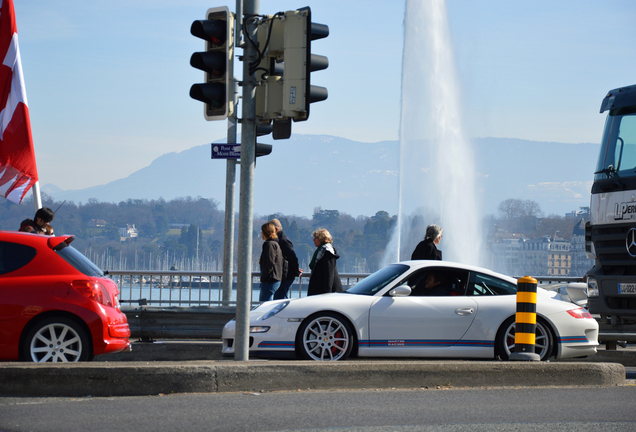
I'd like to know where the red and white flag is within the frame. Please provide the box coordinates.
[0,0,38,204]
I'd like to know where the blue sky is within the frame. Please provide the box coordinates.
[12,0,636,192]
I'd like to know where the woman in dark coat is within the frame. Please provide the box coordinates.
[411,224,443,261]
[258,222,284,302]
[307,229,343,296]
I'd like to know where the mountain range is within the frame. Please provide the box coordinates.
[43,135,599,218]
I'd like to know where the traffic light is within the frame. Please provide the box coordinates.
[190,6,234,121]
[254,7,328,138]
[283,7,329,122]
[255,143,273,157]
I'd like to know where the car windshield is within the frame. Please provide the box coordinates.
[346,264,409,296]
[57,245,104,277]
[595,109,636,181]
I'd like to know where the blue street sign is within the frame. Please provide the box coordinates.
[211,143,241,159]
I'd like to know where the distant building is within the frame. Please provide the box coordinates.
[570,218,594,277]
[518,236,552,277]
[169,223,189,230]
[565,209,590,219]
[547,236,571,277]
[119,224,138,240]
[490,233,524,276]
[517,235,572,277]
[88,219,107,228]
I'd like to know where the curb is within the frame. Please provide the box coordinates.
[0,361,625,397]
[94,340,636,367]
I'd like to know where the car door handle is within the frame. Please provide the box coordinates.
[455,307,474,316]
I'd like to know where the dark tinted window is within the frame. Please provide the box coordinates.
[0,241,37,275]
[402,267,469,297]
[469,273,517,296]
[56,245,104,277]
[347,264,409,295]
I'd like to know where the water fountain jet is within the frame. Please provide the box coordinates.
[385,0,482,266]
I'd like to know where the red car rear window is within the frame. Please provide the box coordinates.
[56,245,104,277]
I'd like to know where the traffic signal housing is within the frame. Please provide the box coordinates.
[190,7,234,121]
[283,6,329,122]
[254,7,328,138]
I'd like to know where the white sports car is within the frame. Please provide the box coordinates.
[222,261,599,361]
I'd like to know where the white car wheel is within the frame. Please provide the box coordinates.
[297,313,353,361]
[23,317,90,362]
[496,317,554,361]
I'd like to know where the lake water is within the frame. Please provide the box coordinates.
[117,281,309,307]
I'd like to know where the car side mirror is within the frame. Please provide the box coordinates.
[388,285,411,297]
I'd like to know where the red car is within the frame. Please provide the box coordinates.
[0,230,130,362]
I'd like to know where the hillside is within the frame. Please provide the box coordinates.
[43,135,599,217]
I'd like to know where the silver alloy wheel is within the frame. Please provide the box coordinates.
[301,315,350,361]
[29,322,84,362]
[502,320,551,361]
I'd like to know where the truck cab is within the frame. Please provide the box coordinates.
[586,84,636,333]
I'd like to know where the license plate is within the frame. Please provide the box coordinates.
[618,283,636,294]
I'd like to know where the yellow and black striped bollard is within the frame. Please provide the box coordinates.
[509,276,541,361]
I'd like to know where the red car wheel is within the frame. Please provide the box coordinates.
[22,316,91,362]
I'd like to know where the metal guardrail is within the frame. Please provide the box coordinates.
[533,276,584,285]
[109,270,581,308]
[123,306,235,340]
[108,270,369,307]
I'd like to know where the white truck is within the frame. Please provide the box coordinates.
[586,84,636,347]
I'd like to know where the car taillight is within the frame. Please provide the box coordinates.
[72,280,114,307]
[566,307,593,319]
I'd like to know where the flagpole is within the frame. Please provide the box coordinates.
[31,181,42,210]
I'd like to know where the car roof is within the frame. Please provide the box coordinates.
[395,260,519,284]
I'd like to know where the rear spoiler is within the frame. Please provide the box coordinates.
[47,235,75,251]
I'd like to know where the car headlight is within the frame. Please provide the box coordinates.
[259,301,289,321]
[586,278,599,298]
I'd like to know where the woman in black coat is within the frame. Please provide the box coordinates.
[258,222,284,302]
[307,229,343,296]
[411,224,443,260]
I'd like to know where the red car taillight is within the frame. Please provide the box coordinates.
[71,280,114,307]
[566,307,593,319]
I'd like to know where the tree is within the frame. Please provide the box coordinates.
[102,224,120,241]
[312,208,340,228]
[498,198,543,220]
[179,224,200,257]
[287,220,300,244]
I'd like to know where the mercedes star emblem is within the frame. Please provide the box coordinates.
[627,228,636,258]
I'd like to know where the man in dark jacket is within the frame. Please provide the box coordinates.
[411,224,443,260]
[270,219,303,299]
[19,207,55,235]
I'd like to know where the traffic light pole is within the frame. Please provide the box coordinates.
[222,80,239,306]
[234,0,259,361]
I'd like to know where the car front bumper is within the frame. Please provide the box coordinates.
[221,317,301,358]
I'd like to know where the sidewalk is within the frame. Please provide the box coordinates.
[95,339,636,366]
[0,360,625,398]
[0,340,630,398]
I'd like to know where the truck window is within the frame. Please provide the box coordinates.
[615,115,636,175]
[596,111,636,180]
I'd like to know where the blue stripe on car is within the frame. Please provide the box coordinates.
[558,336,589,343]
[361,340,494,348]
[257,341,295,348]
